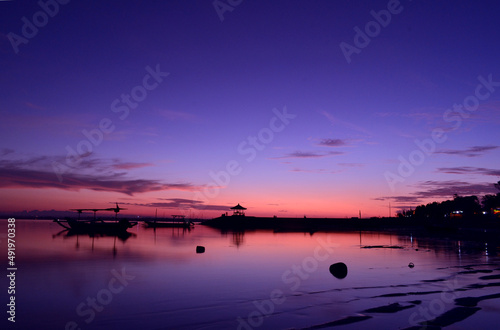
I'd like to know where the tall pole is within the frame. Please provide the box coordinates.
[389,202,391,218]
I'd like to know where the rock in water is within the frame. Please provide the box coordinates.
[196,246,205,253]
[329,262,348,279]
[408,262,415,268]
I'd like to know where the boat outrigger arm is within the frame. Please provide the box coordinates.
[53,203,131,230]
[53,218,71,230]
[53,203,136,233]
[69,203,128,220]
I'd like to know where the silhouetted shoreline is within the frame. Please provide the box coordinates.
[202,214,500,238]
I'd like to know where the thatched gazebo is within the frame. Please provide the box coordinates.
[230,203,247,216]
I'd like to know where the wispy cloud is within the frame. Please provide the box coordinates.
[373,196,423,209]
[435,145,498,157]
[414,180,497,198]
[290,168,343,174]
[0,111,98,137]
[375,180,498,207]
[123,198,230,211]
[24,102,46,111]
[0,148,14,156]
[316,138,347,147]
[338,162,365,168]
[272,151,344,159]
[320,110,372,136]
[111,161,153,170]
[374,196,422,203]
[0,167,197,196]
[374,109,443,122]
[0,152,199,195]
[436,166,500,177]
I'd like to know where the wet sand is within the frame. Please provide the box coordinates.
[298,262,500,329]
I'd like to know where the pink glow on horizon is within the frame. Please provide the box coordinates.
[0,186,397,219]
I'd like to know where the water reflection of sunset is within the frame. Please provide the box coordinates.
[4,219,499,329]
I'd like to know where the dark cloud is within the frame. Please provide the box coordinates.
[436,167,500,176]
[435,145,498,157]
[373,196,421,203]
[111,162,153,170]
[373,196,423,211]
[375,180,498,207]
[123,198,230,211]
[0,167,196,195]
[272,151,344,159]
[1,148,14,156]
[414,180,496,199]
[0,153,198,195]
[317,139,347,147]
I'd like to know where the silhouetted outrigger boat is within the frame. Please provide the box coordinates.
[53,227,135,241]
[144,214,194,228]
[53,203,137,234]
[54,218,137,233]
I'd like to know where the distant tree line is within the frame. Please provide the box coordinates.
[397,181,500,219]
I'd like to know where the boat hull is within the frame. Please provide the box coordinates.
[144,220,194,228]
[54,218,137,233]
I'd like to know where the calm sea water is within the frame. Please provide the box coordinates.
[1,219,499,329]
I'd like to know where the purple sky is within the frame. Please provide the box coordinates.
[1,0,499,217]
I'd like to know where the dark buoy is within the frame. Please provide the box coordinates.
[408,262,414,268]
[196,246,205,254]
[329,262,348,279]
